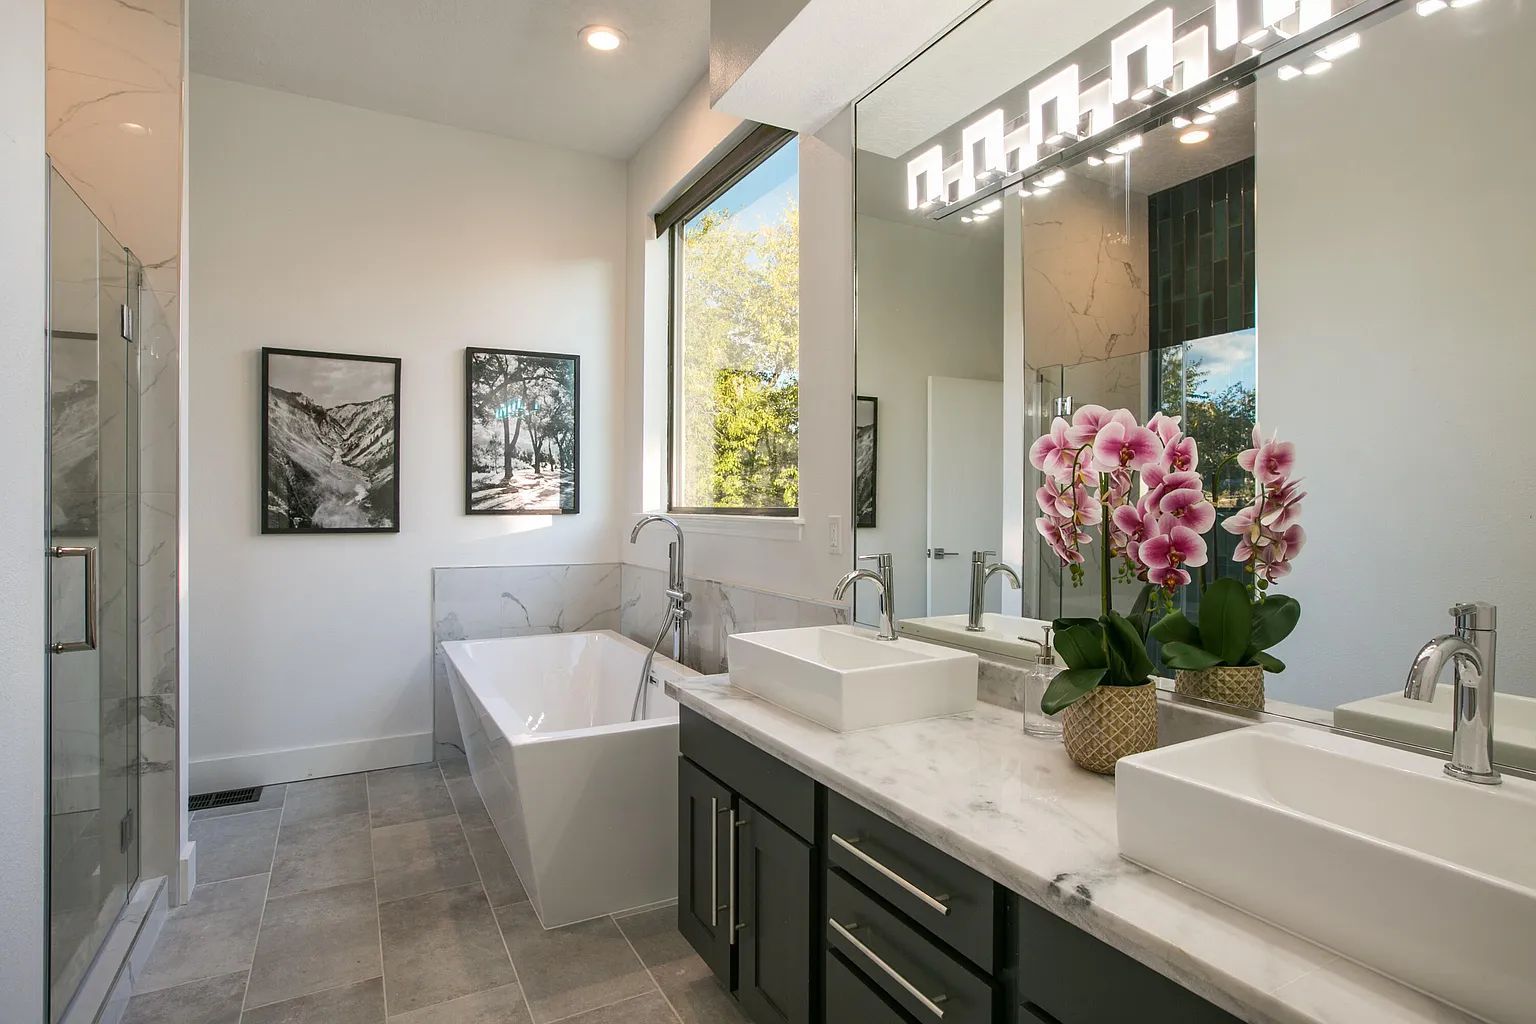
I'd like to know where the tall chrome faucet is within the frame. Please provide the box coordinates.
[967,550,1021,632]
[1403,601,1500,785]
[835,552,897,641]
[628,516,691,719]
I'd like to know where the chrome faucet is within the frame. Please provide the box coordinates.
[628,516,691,719]
[967,550,1021,632]
[835,552,897,641]
[1404,602,1500,785]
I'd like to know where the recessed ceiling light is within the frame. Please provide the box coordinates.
[961,216,974,223]
[1304,60,1333,75]
[1450,0,1481,7]
[1277,65,1303,81]
[1179,129,1211,145]
[1030,187,1051,195]
[1104,154,1124,165]
[972,213,990,222]
[1415,0,1448,13]
[118,121,150,135]
[1085,156,1104,167]
[1171,115,1192,129]
[579,25,626,51]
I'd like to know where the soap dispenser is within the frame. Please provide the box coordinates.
[1023,625,1065,738]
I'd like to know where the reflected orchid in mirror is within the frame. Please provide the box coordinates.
[1225,427,1306,588]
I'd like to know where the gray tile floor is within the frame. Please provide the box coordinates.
[128,762,747,1024]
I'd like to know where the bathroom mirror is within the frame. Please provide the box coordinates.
[854,0,1536,771]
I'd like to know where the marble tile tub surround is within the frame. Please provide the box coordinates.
[430,562,845,757]
[666,677,1481,1024]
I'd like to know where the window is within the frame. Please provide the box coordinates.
[665,129,799,515]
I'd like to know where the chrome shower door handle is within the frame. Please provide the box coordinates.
[49,545,97,654]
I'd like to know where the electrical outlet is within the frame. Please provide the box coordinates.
[827,515,843,555]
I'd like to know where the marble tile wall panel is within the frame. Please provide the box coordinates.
[618,564,845,677]
[430,564,624,758]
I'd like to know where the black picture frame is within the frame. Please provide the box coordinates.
[464,347,581,515]
[855,395,878,529]
[260,346,402,534]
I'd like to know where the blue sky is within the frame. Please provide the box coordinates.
[688,137,799,234]
[1187,328,1257,396]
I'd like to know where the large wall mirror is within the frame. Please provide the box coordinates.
[854,0,1536,771]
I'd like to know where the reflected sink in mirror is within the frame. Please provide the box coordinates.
[1117,724,1536,1023]
[727,625,978,732]
[1335,688,1536,774]
[899,613,1052,661]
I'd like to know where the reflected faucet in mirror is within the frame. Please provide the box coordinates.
[835,552,897,641]
[968,551,1021,632]
[1404,602,1500,785]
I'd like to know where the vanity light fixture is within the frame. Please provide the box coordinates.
[1415,0,1448,12]
[1085,156,1105,166]
[1449,0,1482,7]
[1179,128,1211,144]
[1171,115,1192,128]
[1304,59,1333,75]
[1106,133,1143,155]
[579,24,626,51]
[1316,33,1360,61]
[1277,65,1303,80]
[1193,112,1216,125]
[1033,169,1067,188]
[1104,154,1125,164]
[1199,90,1240,114]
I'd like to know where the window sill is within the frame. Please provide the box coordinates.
[634,512,804,543]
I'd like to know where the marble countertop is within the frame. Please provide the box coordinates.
[667,676,1480,1024]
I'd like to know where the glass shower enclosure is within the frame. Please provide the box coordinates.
[47,167,141,1021]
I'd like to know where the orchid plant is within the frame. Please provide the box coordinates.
[1029,405,1217,714]
[1149,427,1306,673]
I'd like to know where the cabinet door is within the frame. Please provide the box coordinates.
[737,800,814,1024]
[678,757,733,985]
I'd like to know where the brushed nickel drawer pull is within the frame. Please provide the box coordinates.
[830,918,948,1019]
[831,834,951,915]
[710,797,720,927]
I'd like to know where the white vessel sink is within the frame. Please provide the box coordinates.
[1335,687,1536,773]
[1117,723,1536,1023]
[727,625,978,732]
[898,613,1052,660]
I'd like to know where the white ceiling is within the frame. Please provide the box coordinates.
[189,0,710,160]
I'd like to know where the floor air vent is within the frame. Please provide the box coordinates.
[188,786,263,812]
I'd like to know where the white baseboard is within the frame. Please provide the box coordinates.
[177,841,196,906]
[190,731,434,792]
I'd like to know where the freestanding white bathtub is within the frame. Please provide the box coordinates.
[441,630,698,928]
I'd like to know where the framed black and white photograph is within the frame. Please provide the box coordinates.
[465,347,580,515]
[261,347,401,534]
[855,395,878,529]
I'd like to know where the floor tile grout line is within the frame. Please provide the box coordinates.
[612,915,684,1024]
[439,762,538,1024]
[544,988,672,1024]
[238,784,285,1015]
[367,770,391,1020]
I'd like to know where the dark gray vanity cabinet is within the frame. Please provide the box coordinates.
[678,708,818,1024]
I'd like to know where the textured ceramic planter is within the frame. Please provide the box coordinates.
[1175,665,1265,711]
[1061,682,1157,775]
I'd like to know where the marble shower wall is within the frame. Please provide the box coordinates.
[618,564,845,676]
[431,564,626,758]
[47,0,185,890]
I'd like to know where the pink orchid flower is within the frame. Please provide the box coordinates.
[1148,565,1193,590]
[1111,504,1154,545]
[1066,405,1116,447]
[1029,417,1075,477]
[1158,486,1216,534]
[1092,420,1160,472]
[1239,428,1296,486]
[1147,411,1183,445]
[1159,435,1199,474]
[1140,524,1209,570]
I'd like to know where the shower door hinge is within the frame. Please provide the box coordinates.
[120,304,135,343]
[1053,395,1074,417]
[119,809,135,853]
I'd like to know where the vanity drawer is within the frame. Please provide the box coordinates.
[826,949,919,1024]
[828,791,999,971]
[680,706,816,842]
[1015,895,1240,1024]
[827,871,995,1024]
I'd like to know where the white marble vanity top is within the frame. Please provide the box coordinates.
[667,676,1482,1024]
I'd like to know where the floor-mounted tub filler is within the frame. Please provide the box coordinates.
[442,630,698,928]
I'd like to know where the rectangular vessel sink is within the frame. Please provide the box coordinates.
[726,625,978,732]
[1335,687,1536,773]
[898,613,1052,661]
[1117,724,1536,1023]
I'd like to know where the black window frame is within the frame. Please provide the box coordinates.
[660,124,800,518]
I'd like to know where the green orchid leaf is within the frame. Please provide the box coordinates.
[1251,650,1286,673]
[1149,609,1200,646]
[1053,622,1107,670]
[1160,641,1225,671]
[1199,578,1252,665]
[1126,583,1155,638]
[1105,610,1155,682]
[1041,667,1109,716]
[1250,595,1301,651]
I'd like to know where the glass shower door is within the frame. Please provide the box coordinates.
[47,169,140,1021]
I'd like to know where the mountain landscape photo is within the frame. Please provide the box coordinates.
[264,351,399,531]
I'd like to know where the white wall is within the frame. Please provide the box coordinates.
[853,214,1004,621]
[623,77,854,604]
[0,0,49,1014]
[188,76,627,786]
[1257,0,1536,708]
